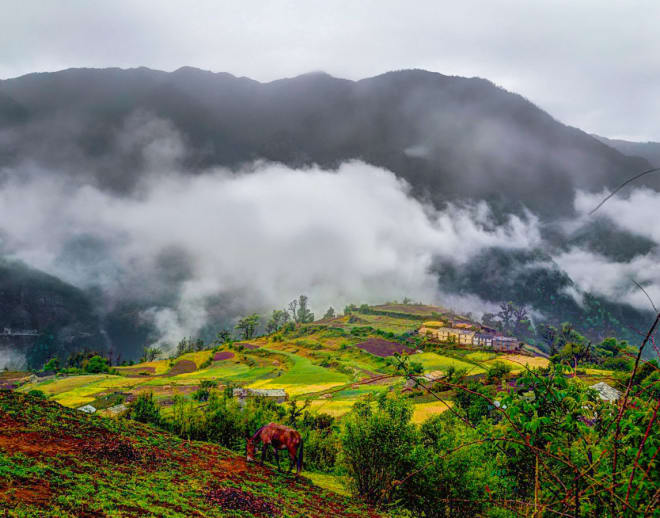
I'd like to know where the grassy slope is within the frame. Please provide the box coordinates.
[0,391,383,518]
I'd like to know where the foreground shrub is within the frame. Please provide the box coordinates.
[340,393,417,504]
[130,392,161,426]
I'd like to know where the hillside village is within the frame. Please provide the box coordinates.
[418,319,520,351]
[2,302,583,420]
[1,301,655,517]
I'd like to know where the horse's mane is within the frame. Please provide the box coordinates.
[250,425,266,442]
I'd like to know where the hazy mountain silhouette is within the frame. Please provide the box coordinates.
[1,67,653,216]
[593,135,660,168]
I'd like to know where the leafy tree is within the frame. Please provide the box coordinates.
[288,299,298,321]
[285,399,311,426]
[296,295,314,323]
[176,337,193,357]
[340,393,417,504]
[400,414,498,518]
[266,309,290,333]
[481,312,499,330]
[130,392,161,426]
[235,314,260,339]
[323,306,336,319]
[42,357,60,372]
[83,355,110,374]
[141,346,162,362]
[496,301,515,334]
[537,322,558,354]
[215,328,232,344]
[486,361,511,383]
[454,381,492,425]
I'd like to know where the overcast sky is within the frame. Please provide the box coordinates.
[1,0,658,141]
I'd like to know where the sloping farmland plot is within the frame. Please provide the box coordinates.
[414,353,484,375]
[249,350,349,397]
[355,338,414,357]
[487,354,550,372]
[115,359,170,376]
[22,375,143,408]
[411,401,454,424]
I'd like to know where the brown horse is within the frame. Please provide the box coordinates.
[246,422,303,475]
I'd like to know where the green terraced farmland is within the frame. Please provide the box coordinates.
[413,352,485,375]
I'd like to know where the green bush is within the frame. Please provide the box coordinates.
[303,429,338,471]
[129,392,161,427]
[486,361,511,383]
[83,355,110,374]
[192,388,211,402]
[340,393,417,504]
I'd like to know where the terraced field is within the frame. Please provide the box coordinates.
[413,352,485,375]
[15,304,558,431]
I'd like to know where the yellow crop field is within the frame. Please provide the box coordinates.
[494,355,549,371]
[21,375,110,396]
[308,399,360,417]
[411,401,453,424]
[466,351,496,362]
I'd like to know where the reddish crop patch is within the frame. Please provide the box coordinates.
[213,351,235,361]
[166,360,197,376]
[206,487,279,516]
[0,481,51,506]
[355,338,414,357]
[120,366,156,376]
[235,342,259,350]
[0,431,83,457]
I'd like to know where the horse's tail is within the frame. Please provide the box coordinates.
[297,437,304,473]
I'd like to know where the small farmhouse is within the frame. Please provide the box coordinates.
[589,382,621,402]
[457,329,475,345]
[419,321,521,351]
[233,388,288,404]
[492,336,519,352]
[474,333,494,348]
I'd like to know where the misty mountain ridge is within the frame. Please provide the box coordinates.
[592,134,660,168]
[0,66,658,367]
[1,66,655,215]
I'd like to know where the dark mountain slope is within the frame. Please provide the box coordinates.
[1,67,653,215]
[593,134,660,167]
[0,259,105,368]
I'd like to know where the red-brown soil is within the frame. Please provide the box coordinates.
[235,342,259,350]
[213,351,235,361]
[119,366,157,376]
[165,359,197,376]
[0,391,384,518]
[355,338,415,357]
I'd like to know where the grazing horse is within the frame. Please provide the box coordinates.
[246,423,303,475]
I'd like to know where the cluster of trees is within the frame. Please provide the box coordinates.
[540,322,657,377]
[174,337,206,357]
[236,295,337,339]
[128,357,658,516]
[482,301,531,338]
[342,361,659,516]
[41,351,114,374]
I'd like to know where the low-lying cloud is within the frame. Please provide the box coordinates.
[0,160,541,352]
[552,188,660,312]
